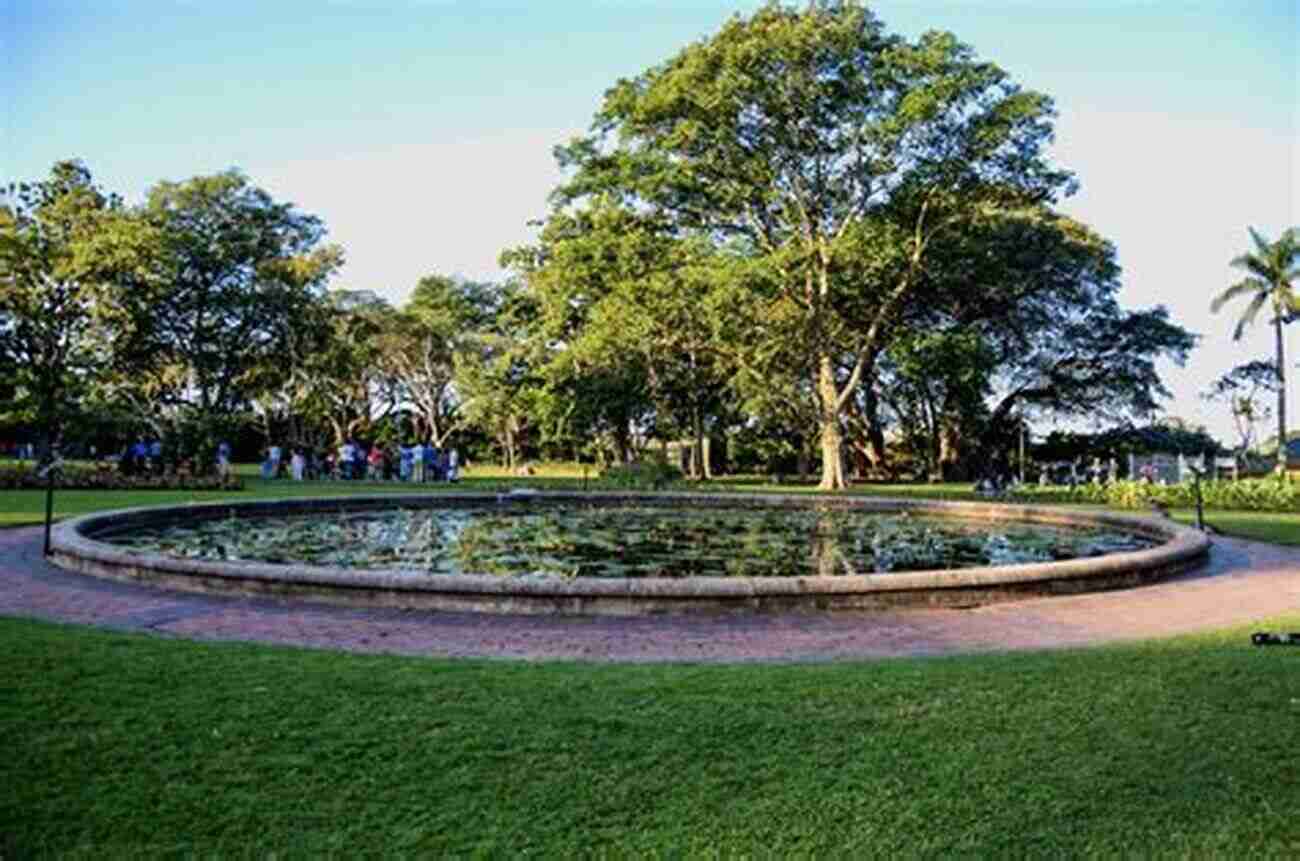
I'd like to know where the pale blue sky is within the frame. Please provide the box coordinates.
[4,0,1297,443]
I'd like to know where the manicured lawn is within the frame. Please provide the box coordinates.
[0,481,443,526]
[1170,509,1300,546]
[2,615,1297,856]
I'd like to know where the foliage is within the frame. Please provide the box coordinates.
[551,1,1074,489]
[1203,359,1280,454]
[877,329,994,479]
[454,279,547,469]
[1033,422,1224,462]
[1016,476,1300,513]
[0,161,153,455]
[599,461,685,490]
[112,170,343,464]
[577,217,734,476]
[865,209,1195,477]
[0,464,243,491]
[500,205,658,466]
[259,287,397,452]
[380,275,497,447]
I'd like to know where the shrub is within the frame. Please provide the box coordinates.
[1012,477,1300,512]
[600,461,685,489]
[0,465,244,492]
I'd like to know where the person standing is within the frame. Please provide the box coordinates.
[339,439,354,480]
[268,443,282,479]
[411,440,425,483]
[291,449,306,481]
[353,440,366,481]
[217,440,231,478]
[367,444,383,481]
[447,447,459,482]
[131,438,148,475]
[399,443,413,482]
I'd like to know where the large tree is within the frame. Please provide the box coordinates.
[454,280,546,470]
[849,207,1195,479]
[551,1,1072,488]
[1211,227,1299,474]
[380,275,496,447]
[0,161,154,459]
[501,206,657,465]
[510,202,735,476]
[248,289,385,453]
[117,170,342,462]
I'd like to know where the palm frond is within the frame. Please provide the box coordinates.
[1248,226,1273,256]
[1229,252,1270,279]
[1232,291,1268,340]
[1211,277,1263,313]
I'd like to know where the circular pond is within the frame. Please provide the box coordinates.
[102,503,1159,577]
[49,492,1211,615]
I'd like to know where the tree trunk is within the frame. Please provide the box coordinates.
[502,423,517,471]
[923,392,941,483]
[1276,317,1288,475]
[862,382,889,473]
[938,414,962,481]
[817,354,846,490]
[614,425,631,466]
[693,407,711,481]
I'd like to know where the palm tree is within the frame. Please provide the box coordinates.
[1211,227,1300,474]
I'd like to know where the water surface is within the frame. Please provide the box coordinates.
[106,504,1157,578]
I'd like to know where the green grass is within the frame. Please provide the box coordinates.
[2,615,1298,856]
[1170,509,1300,546]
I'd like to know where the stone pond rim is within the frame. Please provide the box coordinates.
[47,492,1212,616]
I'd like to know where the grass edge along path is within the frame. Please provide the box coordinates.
[2,614,1298,857]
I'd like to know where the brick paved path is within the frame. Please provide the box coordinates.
[2,526,1297,662]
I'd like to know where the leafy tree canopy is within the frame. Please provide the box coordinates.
[549,0,1074,487]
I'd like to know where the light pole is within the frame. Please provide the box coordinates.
[1018,415,1027,485]
[39,449,63,556]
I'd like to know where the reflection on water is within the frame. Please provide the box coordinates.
[107,504,1159,578]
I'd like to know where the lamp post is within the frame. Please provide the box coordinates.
[1188,464,1206,531]
[1018,416,1027,485]
[39,449,63,556]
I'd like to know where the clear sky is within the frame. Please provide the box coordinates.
[4,0,1297,444]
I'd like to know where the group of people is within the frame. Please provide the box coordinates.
[258,439,460,483]
[121,438,164,475]
[2,442,37,461]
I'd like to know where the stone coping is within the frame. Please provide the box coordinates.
[48,492,1212,615]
